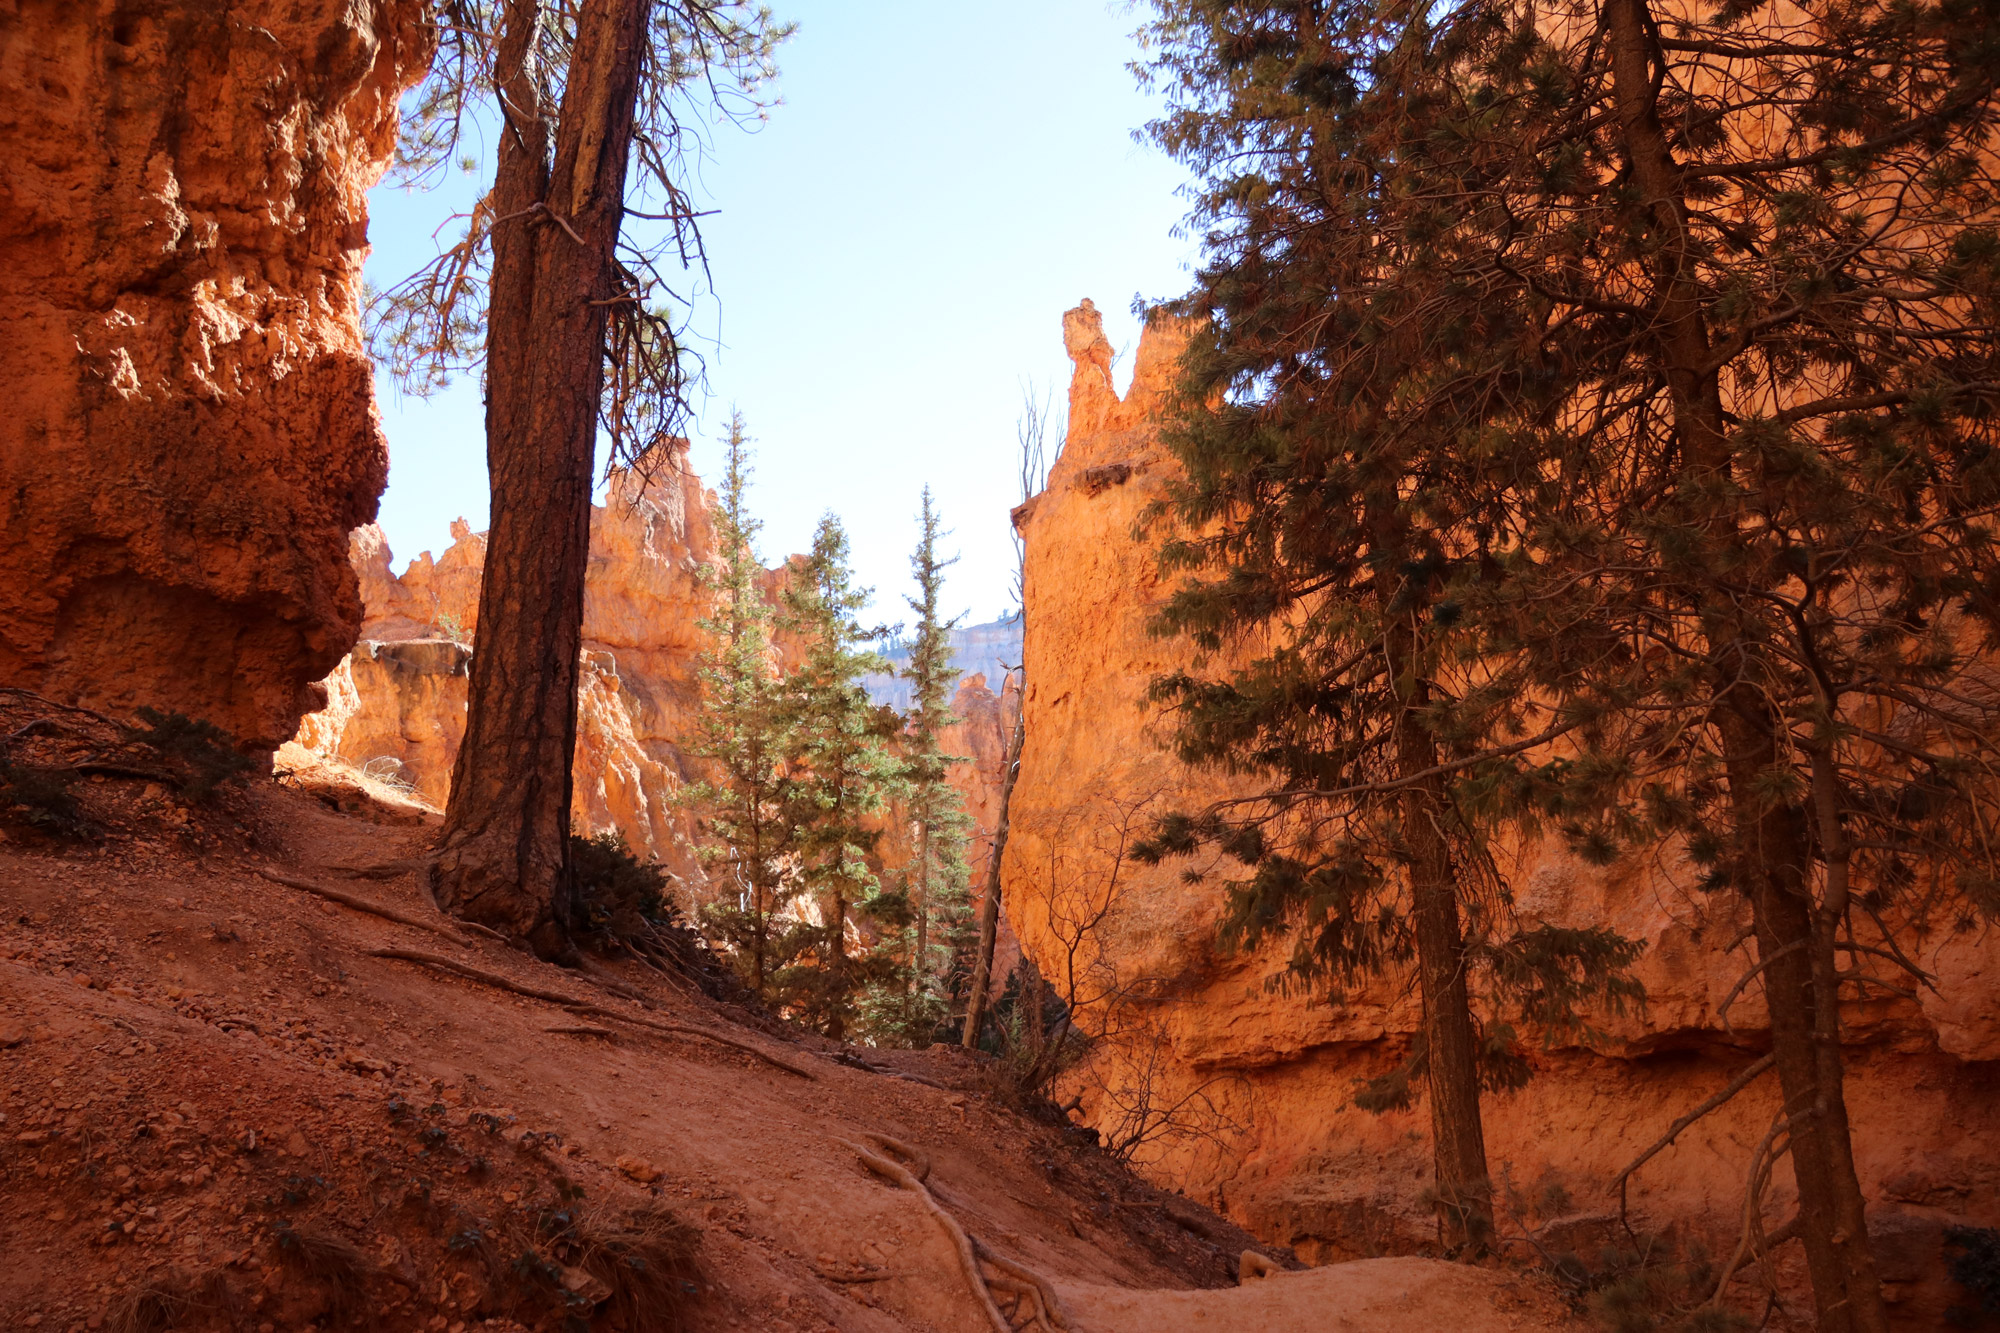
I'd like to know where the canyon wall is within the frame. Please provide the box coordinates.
[1005,300,2000,1326]
[0,0,431,748]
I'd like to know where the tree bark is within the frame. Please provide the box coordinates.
[1605,0,1885,1323]
[961,701,1024,1047]
[434,0,650,960]
[1392,660,1493,1253]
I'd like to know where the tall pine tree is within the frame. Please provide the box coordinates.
[686,415,796,999]
[881,489,974,1044]
[772,516,905,1039]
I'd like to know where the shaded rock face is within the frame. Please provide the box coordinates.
[0,0,431,748]
[1007,300,2000,1320]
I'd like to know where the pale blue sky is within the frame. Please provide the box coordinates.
[363,0,1195,624]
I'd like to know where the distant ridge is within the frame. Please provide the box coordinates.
[863,613,1023,710]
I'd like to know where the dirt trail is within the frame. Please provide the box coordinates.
[0,774,1582,1332]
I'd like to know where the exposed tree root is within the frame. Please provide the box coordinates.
[324,856,437,881]
[364,947,817,1079]
[861,1131,929,1182]
[839,1135,1072,1332]
[841,1136,1012,1332]
[256,868,471,945]
[972,1235,1071,1329]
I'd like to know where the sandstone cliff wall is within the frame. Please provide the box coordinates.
[0,0,430,748]
[1005,300,2000,1325]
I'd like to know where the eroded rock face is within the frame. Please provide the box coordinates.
[1007,301,2000,1321]
[0,0,431,748]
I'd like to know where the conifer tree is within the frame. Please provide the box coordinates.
[884,489,974,1043]
[686,415,796,999]
[1141,0,2000,1319]
[770,515,905,1039]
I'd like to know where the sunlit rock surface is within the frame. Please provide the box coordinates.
[0,0,430,747]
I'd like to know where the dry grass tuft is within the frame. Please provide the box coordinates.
[104,1266,241,1333]
[273,1223,372,1324]
[574,1202,703,1331]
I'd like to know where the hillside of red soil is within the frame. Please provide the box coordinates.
[0,737,1580,1333]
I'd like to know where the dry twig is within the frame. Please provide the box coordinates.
[1611,1052,1776,1228]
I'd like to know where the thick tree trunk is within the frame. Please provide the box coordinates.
[1605,0,1885,1323]
[434,0,649,960]
[1393,673,1493,1253]
[961,703,1025,1047]
[1718,703,1885,1333]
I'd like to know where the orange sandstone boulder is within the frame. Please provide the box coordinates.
[0,0,430,748]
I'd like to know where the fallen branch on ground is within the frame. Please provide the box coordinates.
[813,1266,909,1284]
[364,947,815,1079]
[257,869,470,945]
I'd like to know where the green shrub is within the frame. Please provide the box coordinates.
[0,760,99,840]
[570,831,669,938]
[124,707,255,801]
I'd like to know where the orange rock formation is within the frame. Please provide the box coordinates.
[0,1,430,748]
[1005,300,2000,1326]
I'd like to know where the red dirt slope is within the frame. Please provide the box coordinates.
[0,771,1579,1333]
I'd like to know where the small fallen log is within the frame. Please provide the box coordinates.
[365,947,816,1080]
[257,869,470,945]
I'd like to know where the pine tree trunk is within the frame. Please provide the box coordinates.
[1606,0,1885,1322]
[915,817,931,1001]
[433,0,649,960]
[1393,670,1493,1253]
[961,705,1025,1047]
[827,889,847,1041]
[1717,702,1885,1333]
